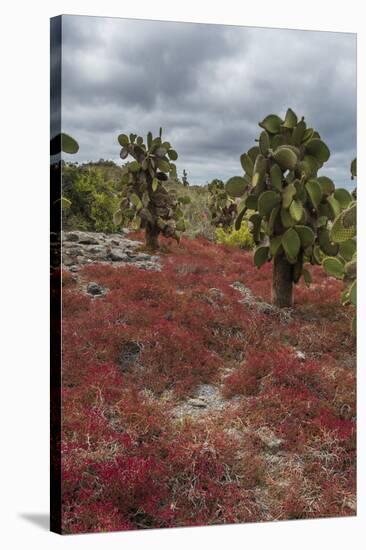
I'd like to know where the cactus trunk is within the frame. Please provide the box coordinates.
[272,254,293,307]
[145,223,160,251]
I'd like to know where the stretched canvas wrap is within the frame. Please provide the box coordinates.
[50,15,357,535]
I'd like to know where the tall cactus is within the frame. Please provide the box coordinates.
[322,159,357,334]
[182,169,189,187]
[208,179,237,230]
[114,129,186,251]
[226,109,348,307]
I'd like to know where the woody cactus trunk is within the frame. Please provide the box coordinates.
[226,109,347,308]
[114,129,187,251]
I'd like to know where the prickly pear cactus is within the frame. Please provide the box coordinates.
[182,169,189,187]
[208,179,237,230]
[226,109,349,307]
[323,159,357,334]
[114,129,187,250]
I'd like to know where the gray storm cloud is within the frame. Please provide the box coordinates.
[59,15,356,188]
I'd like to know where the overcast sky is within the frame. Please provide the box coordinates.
[57,15,356,188]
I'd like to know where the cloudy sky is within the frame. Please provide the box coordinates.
[56,15,356,188]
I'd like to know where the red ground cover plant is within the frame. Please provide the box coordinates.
[60,236,356,533]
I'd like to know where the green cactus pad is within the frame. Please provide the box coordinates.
[291,259,302,283]
[252,155,267,187]
[268,205,281,234]
[167,149,178,161]
[281,182,296,209]
[311,244,322,265]
[294,225,315,248]
[270,164,283,191]
[118,134,129,147]
[292,120,306,146]
[259,130,270,155]
[333,188,352,209]
[130,193,143,210]
[289,199,304,223]
[339,239,356,262]
[305,138,330,163]
[61,133,79,154]
[272,147,298,171]
[157,159,171,172]
[282,108,298,129]
[301,127,314,143]
[349,281,356,306]
[299,155,320,177]
[250,213,262,243]
[247,146,260,163]
[345,258,356,279]
[280,207,295,228]
[270,235,283,256]
[305,179,322,209]
[318,227,339,256]
[351,158,357,179]
[282,227,301,261]
[259,114,283,134]
[240,153,254,176]
[234,206,247,231]
[245,194,258,210]
[254,245,269,268]
[226,176,248,197]
[322,257,344,279]
[342,203,356,228]
[271,134,285,150]
[317,176,335,196]
[51,133,79,155]
[330,214,355,243]
[327,195,341,219]
[258,190,281,218]
[302,268,312,287]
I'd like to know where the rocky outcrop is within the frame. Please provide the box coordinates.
[62,230,161,271]
[173,384,226,418]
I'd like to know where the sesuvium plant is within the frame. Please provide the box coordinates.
[322,159,356,334]
[226,108,351,308]
[114,129,188,251]
[208,179,237,230]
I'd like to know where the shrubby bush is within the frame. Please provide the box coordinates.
[62,164,120,233]
[215,221,254,249]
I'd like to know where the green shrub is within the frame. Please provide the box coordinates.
[62,165,120,233]
[215,221,254,249]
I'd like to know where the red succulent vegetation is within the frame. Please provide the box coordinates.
[60,235,356,533]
